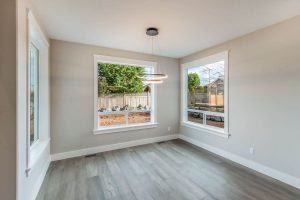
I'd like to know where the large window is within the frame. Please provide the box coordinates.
[94,55,157,134]
[29,43,39,145]
[181,51,228,137]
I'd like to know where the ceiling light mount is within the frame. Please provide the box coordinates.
[146,27,159,36]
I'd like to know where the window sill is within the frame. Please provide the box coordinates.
[181,121,229,139]
[93,123,158,135]
[27,138,50,176]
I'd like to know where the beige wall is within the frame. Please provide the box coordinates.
[0,0,17,199]
[180,16,300,179]
[50,40,179,154]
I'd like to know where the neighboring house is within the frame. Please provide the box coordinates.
[206,78,224,95]
[206,78,224,106]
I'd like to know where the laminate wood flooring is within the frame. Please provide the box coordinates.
[36,140,300,200]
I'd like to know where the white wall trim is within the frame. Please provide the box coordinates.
[29,156,51,200]
[28,11,49,48]
[93,123,158,135]
[51,134,179,161]
[94,55,157,68]
[26,10,50,177]
[181,121,229,139]
[179,134,300,189]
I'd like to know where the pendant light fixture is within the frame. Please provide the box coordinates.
[138,27,168,84]
[143,79,163,84]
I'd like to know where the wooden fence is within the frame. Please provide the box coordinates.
[189,93,224,106]
[98,92,151,109]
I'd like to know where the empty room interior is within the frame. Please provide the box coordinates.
[1,0,300,199]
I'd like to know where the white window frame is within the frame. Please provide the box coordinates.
[26,11,50,176]
[93,55,158,135]
[181,51,229,138]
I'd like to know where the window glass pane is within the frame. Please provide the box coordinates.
[188,111,203,124]
[206,115,224,128]
[187,61,224,113]
[29,44,39,145]
[99,114,126,126]
[187,60,225,130]
[128,112,151,124]
[98,63,152,127]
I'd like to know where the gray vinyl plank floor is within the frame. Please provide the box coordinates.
[36,140,300,200]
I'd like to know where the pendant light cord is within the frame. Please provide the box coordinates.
[151,36,160,73]
[151,37,154,55]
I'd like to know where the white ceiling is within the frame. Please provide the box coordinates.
[32,0,300,58]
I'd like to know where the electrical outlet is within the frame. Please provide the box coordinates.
[167,126,171,131]
[249,147,254,155]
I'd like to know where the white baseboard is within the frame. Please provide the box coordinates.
[179,134,300,190]
[30,156,51,200]
[51,134,179,161]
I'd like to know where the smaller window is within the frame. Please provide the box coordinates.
[29,43,40,145]
[181,51,229,137]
